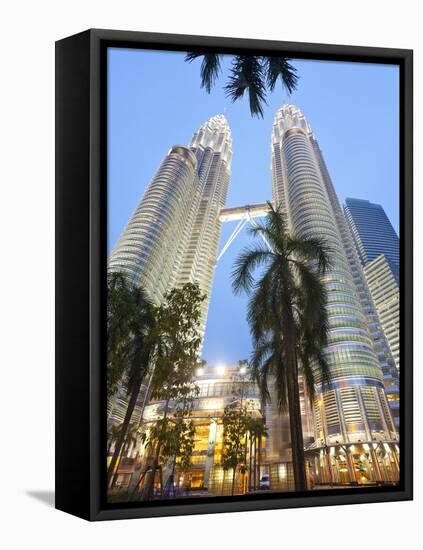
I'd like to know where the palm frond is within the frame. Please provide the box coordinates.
[185,52,222,93]
[293,260,328,329]
[299,354,316,405]
[316,350,331,390]
[247,264,282,342]
[248,202,289,254]
[231,246,272,295]
[264,57,298,93]
[224,56,267,118]
[250,343,272,405]
[287,235,332,273]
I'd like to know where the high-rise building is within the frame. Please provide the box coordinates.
[177,115,232,337]
[364,255,400,372]
[107,115,232,425]
[344,198,400,422]
[271,104,399,485]
[138,363,266,495]
[108,115,232,334]
[312,145,400,430]
[344,198,399,278]
[108,145,201,302]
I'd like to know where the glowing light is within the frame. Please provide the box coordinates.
[239,365,247,375]
[216,364,226,375]
[278,464,287,479]
[196,367,204,377]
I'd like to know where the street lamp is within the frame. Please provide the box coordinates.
[216,364,226,376]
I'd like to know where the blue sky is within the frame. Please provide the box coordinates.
[108,47,399,366]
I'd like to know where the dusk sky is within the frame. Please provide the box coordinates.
[108,47,399,367]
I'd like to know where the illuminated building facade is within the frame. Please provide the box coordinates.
[270,104,399,486]
[344,198,400,425]
[107,115,232,425]
[177,115,232,337]
[137,364,271,495]
[108,115,232,335]
[364,255,400,374]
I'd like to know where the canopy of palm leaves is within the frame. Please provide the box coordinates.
[185,53,298,117]
[107,273,157,485]
[232,202,332,410]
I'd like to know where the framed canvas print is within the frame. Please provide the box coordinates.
[55,29,413,521]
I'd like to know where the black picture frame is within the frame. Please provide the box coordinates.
[55,28,413,521]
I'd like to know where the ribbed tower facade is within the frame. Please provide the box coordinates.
[270,105,398,485]
[107,116,232,426]
[364,255,400,372]
[108,145,201,303]
[312,142,400,430]
[177,115,232,337]
[109,115,232,330]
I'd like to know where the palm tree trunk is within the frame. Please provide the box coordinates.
[285,346,307,491]
[283,311,307,492]
[231,467,236,496]
[254,436,258,490]
[248,434,253,492]
[107,376,142,488]
[142,396,171,501]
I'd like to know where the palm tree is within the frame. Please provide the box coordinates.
[246,416,268,491]
[107,272,135,400]
[232,203,331,491]
[107,283,157,488]
[185,53,298,118]
[107,423,121,455]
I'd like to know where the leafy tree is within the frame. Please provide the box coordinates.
[107,421,139,456]
[140,386,198,497]
[139,283,205,500]
[107,272,135,399]
[185,53,298,118]
[221,403,250,496]
[107,275,157,488]
[232,202,331,491]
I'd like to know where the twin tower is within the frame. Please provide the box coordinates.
[109,105,398,463]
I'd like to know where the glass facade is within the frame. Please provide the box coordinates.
[108,106,400,494]
[140,365,267,496]
[364,255,400,372]
[108,116,232,327]
[344,198,400,278]
[107,115,232,428]
[344,198,400,425]
[270,106,399,477]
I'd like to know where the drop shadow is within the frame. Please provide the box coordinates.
[26,490,55,508]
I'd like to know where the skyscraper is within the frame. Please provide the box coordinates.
[177,115,232,337]
[271,104,399,485]
[107,115,232,425]
[344,198,400,278]
[344,198,400,418]
[364,255,400,372]
[109,115,232,332]
[108,145,201,303]
[313,145,400,430]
